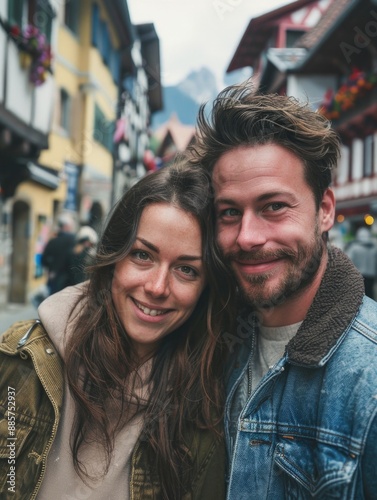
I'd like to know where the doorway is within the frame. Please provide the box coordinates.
[9,200,30,303]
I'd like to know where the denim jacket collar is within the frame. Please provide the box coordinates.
[286,246,365,367]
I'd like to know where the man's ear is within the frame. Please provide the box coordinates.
[319,188,336,233]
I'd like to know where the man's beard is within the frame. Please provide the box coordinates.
[225,225,325,312]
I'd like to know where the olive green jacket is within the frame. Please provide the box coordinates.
[0,320,226,499]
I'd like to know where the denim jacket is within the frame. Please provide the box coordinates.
[0,320,225,499]
[225,247,377,499]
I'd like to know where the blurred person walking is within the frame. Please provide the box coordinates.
[67,225,98,285]
[345,226,377,299]
[41,213,76,295]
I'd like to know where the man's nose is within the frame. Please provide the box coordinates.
[236,213,267,251]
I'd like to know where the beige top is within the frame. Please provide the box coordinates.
[36,285,150,500]
[250,322,302,392]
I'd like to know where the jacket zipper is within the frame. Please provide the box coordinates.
[25,346,61,500]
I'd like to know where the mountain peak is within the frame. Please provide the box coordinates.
[177,66,219,105]
[151,67,219,129]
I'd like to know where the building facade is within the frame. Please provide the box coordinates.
[0,0,162,306]
[0,0,58,305]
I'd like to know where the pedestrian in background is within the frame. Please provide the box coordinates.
[41,213,76,295]
[67,225,98,285]
[345,226,377,299]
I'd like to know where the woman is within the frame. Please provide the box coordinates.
[0,160,233,499]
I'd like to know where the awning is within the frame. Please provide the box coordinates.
[27,162,60,189]
[0,159,61,198]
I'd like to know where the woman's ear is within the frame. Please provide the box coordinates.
[319,188,335,233]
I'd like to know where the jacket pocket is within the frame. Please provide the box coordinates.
[274,437,358,499]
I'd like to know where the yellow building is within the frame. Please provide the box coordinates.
[39,0,128,229]
[0,0,161,305]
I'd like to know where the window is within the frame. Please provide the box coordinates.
[35,0,55,43]
[363,134,374,177]
[123,76,135,97]
[60,88,71,133]
[96,18,104,56]
[8,0,25,26]
[91,9,119,82]
[109,49,120,84]
[348,141,353,182]
[285,29,306,48]
[64,0,80,35]
[93,104,114,151]
[91,3,99,47]
[8,0,55,43]
[101,22,111,64]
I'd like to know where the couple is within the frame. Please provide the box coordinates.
[1,82,377,499]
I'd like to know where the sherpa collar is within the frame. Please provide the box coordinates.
[286,246,365,367]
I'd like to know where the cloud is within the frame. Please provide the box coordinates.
[128,0,292,87]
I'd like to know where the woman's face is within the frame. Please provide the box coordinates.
[112,202,207,361]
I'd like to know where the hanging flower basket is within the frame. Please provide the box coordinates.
[319,68,377,120]
[0,18,53,86]
[19,51,32,69]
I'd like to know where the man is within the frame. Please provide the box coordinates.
[42,213,76,295]
[67,225,98,285]
[191,82,377,498]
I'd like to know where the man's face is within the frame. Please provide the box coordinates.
[213,144,335,325]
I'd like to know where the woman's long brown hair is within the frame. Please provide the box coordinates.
[65,159,234,498]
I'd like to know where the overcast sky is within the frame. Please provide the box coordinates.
[127,0,293,89]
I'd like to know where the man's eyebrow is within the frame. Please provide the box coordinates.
[136,238,202,261]
[215,192,296,205]
[214,197,236,206]
[257,191,296,202]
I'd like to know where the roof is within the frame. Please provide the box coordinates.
[154,114,195,153]
[136,23,163,113]
[104,1,135,73]
[104,0,135,47]
[294,0,369,73]
[296,0,353,49]
[259,0,364,90]
[227,0,318,73]
[258,47,308,92]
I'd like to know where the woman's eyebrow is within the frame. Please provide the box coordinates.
[136,237,159,253]
[136,238,202,261]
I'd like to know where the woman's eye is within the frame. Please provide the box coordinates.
[132,250,150,261]
[178,266,198,277]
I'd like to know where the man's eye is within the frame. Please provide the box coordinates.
[266,203,285,212]
[220,208,240,217]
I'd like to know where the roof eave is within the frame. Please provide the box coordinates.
[294,0,361,72]
[226,0,318,73]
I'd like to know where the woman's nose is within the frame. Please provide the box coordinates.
[144,267,170,298]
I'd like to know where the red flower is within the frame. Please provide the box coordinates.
[10,25,20,36]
